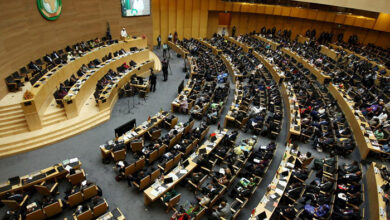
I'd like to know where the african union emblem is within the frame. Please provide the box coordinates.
[37,0,62,21]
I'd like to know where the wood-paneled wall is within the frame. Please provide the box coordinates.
[152,0,209,44]
[208,11,390,48]
[0,0,153,99]
[153,0,390,46]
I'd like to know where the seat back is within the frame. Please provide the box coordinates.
[167,193,181,210]
[124,163,136,176]
[75,208,93,220]
[135,157,146,172]
[151,129,161,140]
[194,206,206,220]
[131,141,143,152]
[184,142,194,156]
[112,149,126,162]
[170,117,178,128]
[139,176,151,190]
[150,169,161,182]
[26,208,45,220]
[93,200,109,218]
[82,185,98,200]
[164,159,174,173]
[148,149,159,164]
[34,183,51,196]
[68,191,83,207]
[67,170,85,185]
[184,120,195,134]
[158,144,167,157]
[173,154,182,166]
[44,199,63,217]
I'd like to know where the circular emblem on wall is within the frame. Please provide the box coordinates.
[37,0,62,21]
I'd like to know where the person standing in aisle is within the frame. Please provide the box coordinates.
[162,59,169,81]
[149,68,157,92]
[157,35,161,49]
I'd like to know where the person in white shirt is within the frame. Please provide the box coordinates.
[121,28,128,39]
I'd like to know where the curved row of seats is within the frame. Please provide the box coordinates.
[6,37,116,92]
[0,158,124,220]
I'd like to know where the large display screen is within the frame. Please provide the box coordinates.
[121,0,151,17]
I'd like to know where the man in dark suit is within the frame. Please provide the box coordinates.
[162,59,169,81]
[149,68,157,92]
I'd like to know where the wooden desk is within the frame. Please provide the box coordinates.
[297,35,310,44]
[280,83,301,141]
[224,36,252,53]
[253,35,279,51]
[224,81,243,127]
[198,39,221,56]
[252,51,284,84]
[282,48,331,84]
[327,83,387,159]
[97,60,155,111]
[320,45,339,61]
[143,129,227,205]
[168,41,189,58]
[99,111,169,158]
[22,38,147,130]
[0,159,81,197]
[250,144,298,219]
[329,43,389,78]
[171,79,194,113]
[96,208,125,220]
[63,50,150,118]
[366,163,388,220]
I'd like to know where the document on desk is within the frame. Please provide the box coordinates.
[275,188,283,196]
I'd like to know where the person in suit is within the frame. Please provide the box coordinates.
[149,69,157,92]
[157,35,161,49]
[162,59,169,81]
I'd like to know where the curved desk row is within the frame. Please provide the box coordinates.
[320,45,339,61]
[0,158,81,197]
[253,34,279,51]
[224,81,244,127]
[327,83,388,159]
[143,129,227,205]
[63,49,151,118]
[281,82,301,141]
[297,35,310,44]
[97,60,155,111]
[22,38,147,130]
[252,51,285,84]
[198,39,221,56]
[167,41,189,58]
[366,162,388,220]
[329,43,389,80]
[282,48,331,84]
[224,36,252,53]
[250,144,298,219]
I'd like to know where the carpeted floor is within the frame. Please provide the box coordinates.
[0,48,371,220]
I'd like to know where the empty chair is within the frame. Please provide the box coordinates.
[66,169,86,185]
[43,199,63,217]
[34,180,59,196]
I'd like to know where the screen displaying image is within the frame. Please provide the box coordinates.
[121,0,151,17]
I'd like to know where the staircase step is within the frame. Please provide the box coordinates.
[0,109,24,119]
[0,127,29,138]
[0,111,110,156]
[0,105,22,115]
[0,115,26,124]
[43,109,66,118]
[42,116,67,127]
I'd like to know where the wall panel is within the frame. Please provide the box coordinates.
[168,0,177,36]
[199,0,209,38]
[191,0,201,38]
[160,0,169,42]
[176,0,184,40]
[183,0,193,39]
[152,0,161,45]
